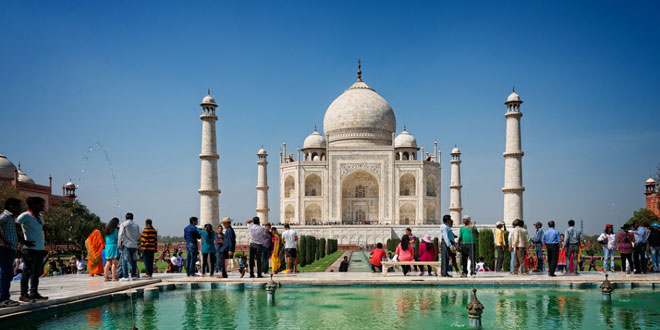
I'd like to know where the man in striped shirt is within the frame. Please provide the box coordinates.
[139,219,158,278]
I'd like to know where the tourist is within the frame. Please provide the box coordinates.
[597,224,616,273]
[587,253,597,271]
[85,229,105,277]
[184,217,201,277]
[197,224,217,276]
[246,217,268,278]
[370,242,386,273]
[270,227,281,274]
[458,215,479,278]
[218,217,236,278]
[139,219,158,278]
[509,219,529,275]
[542,220,561,277]
[395,235,414,275]
[631,221,648,274]
[339,256,349,272]
[476,257,487,272]
[170,253,178,273]
[16,197,48,302]
[406,228,418,272]
[439,215,454,277]
[215,224,224,274]
[0,198,22,307]
[557,234,567,273]
[531,222,544,272]
[263,223,273,274]
[238,255,248,277]
[118,213,140,281]
[649,223,660,272]
[418,234,436,276]
[617,223,635,275]
[281,223,298,274]
[563,220,583,275]
[177,252,184,273]
[447,219,459,272]
[494,221,507,272]
[76,255,87,274]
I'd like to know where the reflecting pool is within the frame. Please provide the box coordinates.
[20,287,660,329]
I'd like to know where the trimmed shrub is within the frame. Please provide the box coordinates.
[319,238,326,258]
[413,238,420,259]
[299,236,307,267]
[478,229,495,270]
[433,237,439,261]
[390,238,400,253]
[306,236,315,265]
[503,233,511,272]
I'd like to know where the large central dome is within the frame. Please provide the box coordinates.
[323,75,396,147]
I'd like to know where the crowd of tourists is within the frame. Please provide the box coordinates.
[367,214,660,278]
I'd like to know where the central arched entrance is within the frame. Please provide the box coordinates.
[341,170,379,224]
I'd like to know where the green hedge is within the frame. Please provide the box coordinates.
[478,229,495,270]
[326,239,338,254]
[387,238,400,253]
[433,237,439,261]
[503,233,511,272]
[299,236,307,267]
[319,238,326,258]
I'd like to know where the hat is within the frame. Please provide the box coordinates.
[496,221,504,226]
[605,224,613,228]
[621,223,631,230]
[422,234,432,243]
[652,222,660,228]
[463,215,471,221]
[221,217,232,223]
[534,222,542,227]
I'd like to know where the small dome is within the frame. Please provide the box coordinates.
[451,147,461,154]
[647,177,656,184]
[0,153,17,180]
[201,90,216,105]
[257,147,267,155]
[506,91,522,103]
[65,180,76,189]
[17,164,35,184]
[394,129,417,148]
[303,130,327,149]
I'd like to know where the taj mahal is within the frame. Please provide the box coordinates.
[196,62,526,245]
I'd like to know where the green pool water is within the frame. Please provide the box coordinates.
[20,287,660,329]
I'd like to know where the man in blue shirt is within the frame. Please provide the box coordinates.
[542,220,561,277]
[217,217,235,278]
[16,197,47,302]
[631,221,648,274]
[184,217,201,276]
[0,198,22,307]
[439,215,455,277]
[532,222,545,272]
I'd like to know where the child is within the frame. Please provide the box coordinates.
[176,252,184,273]
[558,246,567,273]
[238,255,248,278]
[588,254,596,272]
[476,257,486,272]
[166,259,174,273]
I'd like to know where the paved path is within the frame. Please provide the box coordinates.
[1,271,658,320]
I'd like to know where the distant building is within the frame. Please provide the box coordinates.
[645,178,659,217]
[0,152,76,210]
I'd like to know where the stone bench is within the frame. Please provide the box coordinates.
[381,261,441,277]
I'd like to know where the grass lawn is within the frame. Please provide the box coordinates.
[298,250,345,272]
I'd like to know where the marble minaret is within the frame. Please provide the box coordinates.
[199,90,220,227]
[502,88,525,227]
[449,146,463,222]
[256,146,270,223]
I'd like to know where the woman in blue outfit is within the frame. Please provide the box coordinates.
[197,224,217,276]
[103,218,120,281]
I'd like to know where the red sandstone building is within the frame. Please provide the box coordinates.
[0,152,76,210]
[645,178,660,217]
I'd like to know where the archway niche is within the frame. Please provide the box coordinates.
[341,170,379,223]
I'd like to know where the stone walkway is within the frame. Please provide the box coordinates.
[1,271,658,320]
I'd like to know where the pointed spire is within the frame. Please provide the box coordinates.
[314,124,317,132]
[207,88,211,95]
[17,162,21,170]
[403,124,407,131]
[512,86,515,93]
[357,58,362,82]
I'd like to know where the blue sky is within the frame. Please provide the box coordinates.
[1,1,658,236]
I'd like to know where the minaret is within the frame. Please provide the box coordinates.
[449,146,462,221]
[502,88,525,227]
[199,90,221,227]
[256,146,270,223]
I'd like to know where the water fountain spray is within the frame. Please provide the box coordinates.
[77,141,122,217]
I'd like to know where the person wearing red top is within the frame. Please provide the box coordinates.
[370,243,386,272]
[395,235,415,275]
[418,234,437,276]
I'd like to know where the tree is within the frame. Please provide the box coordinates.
[478,229,495,270]
[319,238,326,259]
[503,234,511,272]
[299,236,307,267]
[433,237,439,261]
[44,200,105,255]
[627,208,659,227]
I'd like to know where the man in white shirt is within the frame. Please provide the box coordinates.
[281,224,298,273]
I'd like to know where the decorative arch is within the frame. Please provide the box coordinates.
[402,152,410,160]
[284,176,295,198]
[341,170,379,223]
[399,203,416,225]
[426,174,437,197]
[284,204,295,223]
[304,203,322,224]
[305,174,322,197]
[400,173,416,196]
[426,204,436,222]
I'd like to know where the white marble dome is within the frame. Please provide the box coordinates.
[394,129,417,148]
[303,130,327,149]
[323,79,396,146]
[451,147,461,154]
[201,93,216,105]
[65,180,76,189]
[647,177,656,184]
[257,147,267,155]
[17,165,34,184]
[0,153,17,180]
[506,91,521,103]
